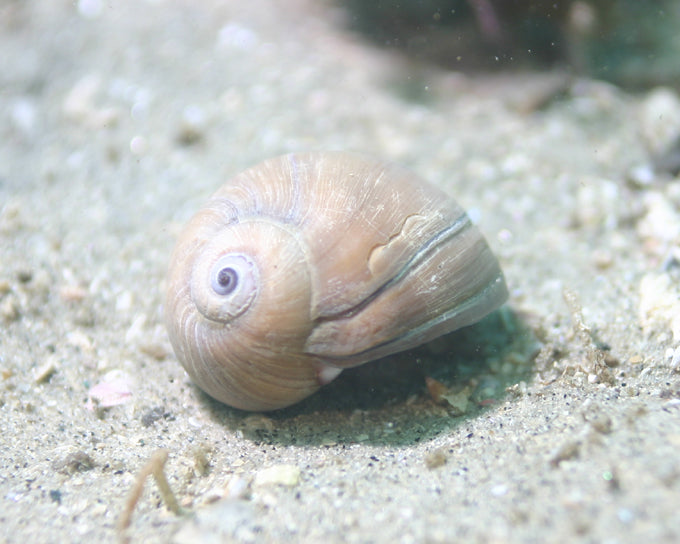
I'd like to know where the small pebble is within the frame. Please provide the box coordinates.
[66,330,94,352]
[1,295,20,321]
[586,413,613,435]
[139,342,168,360]
[670,347,680,371]
[574,178,620,229]
[639,87,680,155]
[140,406,167,427]
[442,388,471,416]
[424,448,448,469]
[52,451,95,474]
[129,135,147,155]
[638,273,680,342]
[63,74,118,128]
[115,291,134,313]
[49,489,62,504]
[241,415,275,433]
[627,163,656,187]
[59,285,88,302]
[549,440,580,467]
[176,105,207,146]
[637,192,680,254]
[16,270,32,283]
[78,0,103,18]
[425,377,470,415]
[9,97,37,136]
[591,249,613,270]
[87,371,134,408]
[490,484,508,497]
[193,445,211,476]
[253,464,300,488]
[617,508,635,524]
[0,279,10,294]
[224,475,250,499]
[34,358,57,384]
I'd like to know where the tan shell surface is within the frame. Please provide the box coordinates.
[165,152,507,411]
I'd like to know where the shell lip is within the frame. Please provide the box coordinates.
[316,213,475,322]
[309,272,508,367]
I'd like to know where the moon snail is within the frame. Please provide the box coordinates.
[165,152,508,411]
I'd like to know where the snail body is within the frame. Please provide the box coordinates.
[165,152,507,411]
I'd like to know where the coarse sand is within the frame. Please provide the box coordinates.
[1,1,679,543]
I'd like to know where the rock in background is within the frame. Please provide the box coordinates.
[340,0,680,87]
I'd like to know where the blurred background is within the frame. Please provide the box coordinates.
[339,0,680,88]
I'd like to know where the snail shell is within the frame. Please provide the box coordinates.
[165,152,508,411]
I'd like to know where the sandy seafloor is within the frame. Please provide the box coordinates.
[2,1,680,542]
